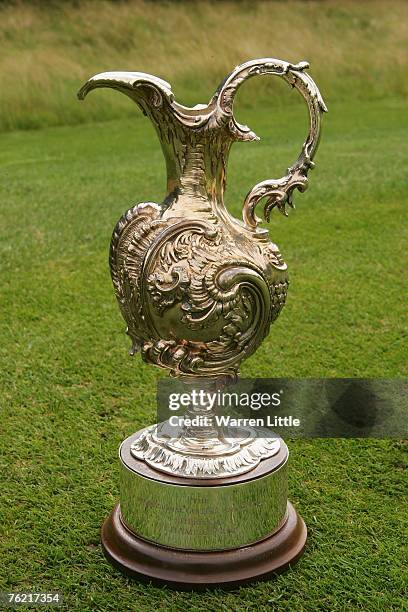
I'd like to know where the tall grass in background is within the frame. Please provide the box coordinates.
[0,0,407,131]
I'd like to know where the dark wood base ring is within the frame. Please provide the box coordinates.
[101,502,307,590]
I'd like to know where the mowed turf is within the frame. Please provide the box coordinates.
[0,96,406,611]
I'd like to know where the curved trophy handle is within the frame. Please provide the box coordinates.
[215,59,327,229]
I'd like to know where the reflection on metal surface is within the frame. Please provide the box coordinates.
[120,436,289,551]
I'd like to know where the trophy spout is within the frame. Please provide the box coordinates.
[78,71,234,216]
[78,71,188,201]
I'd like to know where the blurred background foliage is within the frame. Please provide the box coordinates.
[0,0,406,131]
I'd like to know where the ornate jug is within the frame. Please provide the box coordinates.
[78,58,326,586]
[79,58,325,378]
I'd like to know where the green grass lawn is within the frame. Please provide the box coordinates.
[0,96,406,611]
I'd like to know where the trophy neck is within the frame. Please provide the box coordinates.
[153,117,233,223]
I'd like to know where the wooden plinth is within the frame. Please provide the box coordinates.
[101,502,306,590]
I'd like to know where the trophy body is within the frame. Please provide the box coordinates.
[79,58,326,587]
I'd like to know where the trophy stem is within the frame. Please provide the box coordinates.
[166,375,235,455]
[130,373,281,478]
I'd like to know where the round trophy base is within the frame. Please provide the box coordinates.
[101,502,306,589]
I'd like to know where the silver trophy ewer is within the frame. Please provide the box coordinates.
[78,58,326,588]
